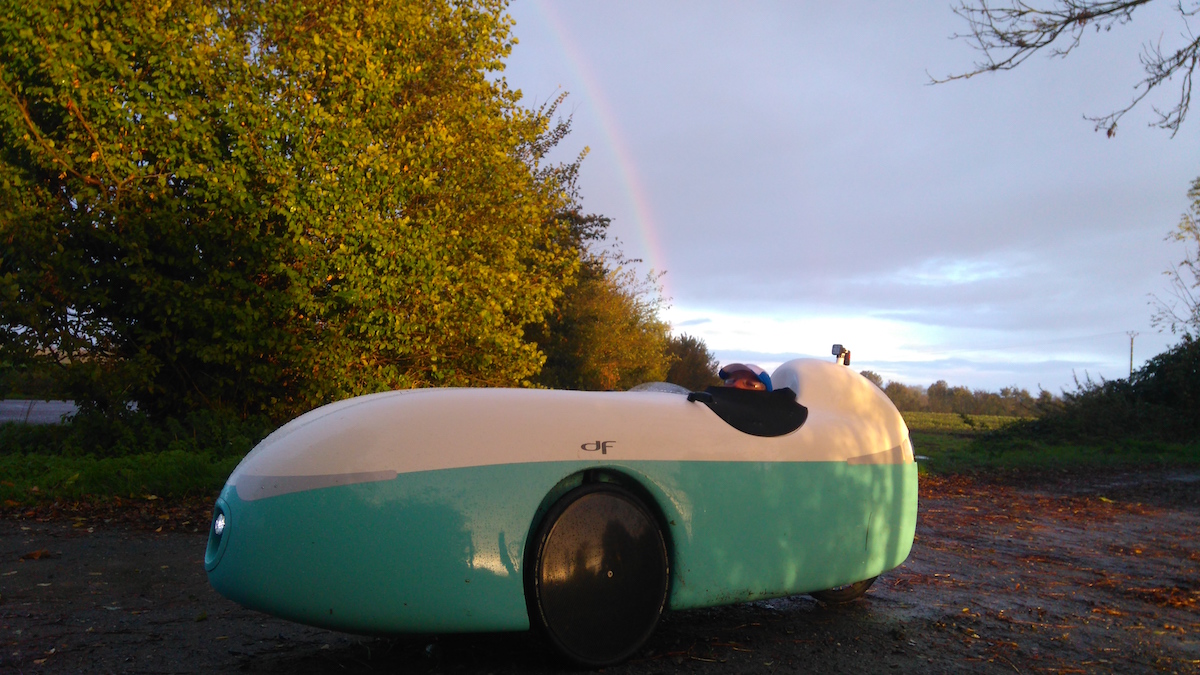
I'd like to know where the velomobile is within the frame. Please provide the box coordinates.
[205,355,917,666]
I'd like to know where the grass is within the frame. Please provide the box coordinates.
[0,408,271,506]
[902,411,1022,434]
[0,451,242,504]
[905,412,1200,475]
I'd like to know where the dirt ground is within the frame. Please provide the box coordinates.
[2,470,1198,675]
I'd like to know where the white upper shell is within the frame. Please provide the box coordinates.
[228,358,911,500]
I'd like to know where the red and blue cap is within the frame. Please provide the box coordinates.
[718,363,772,392]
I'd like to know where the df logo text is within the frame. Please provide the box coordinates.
[580,441,616,455]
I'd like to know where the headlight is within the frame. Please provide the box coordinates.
[205,499,231,572]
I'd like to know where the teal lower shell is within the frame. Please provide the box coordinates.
[206,460,917,634]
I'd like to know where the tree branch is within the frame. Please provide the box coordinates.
[0,70,94,185]
[933,0,1200,136]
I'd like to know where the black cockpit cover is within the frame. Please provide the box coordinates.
[693,387,808,437]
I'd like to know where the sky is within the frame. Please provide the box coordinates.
[500,2,1200,393]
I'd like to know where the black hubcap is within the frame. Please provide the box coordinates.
[531,484,668,667]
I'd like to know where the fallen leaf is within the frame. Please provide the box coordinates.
[20,549,55,561]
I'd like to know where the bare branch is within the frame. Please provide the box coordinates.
[1151,180,1200,335]
[1086,31,1200,135]
[936,0,1200,136]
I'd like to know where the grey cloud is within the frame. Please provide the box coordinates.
[504,2,1197,391]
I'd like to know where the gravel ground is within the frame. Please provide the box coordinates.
[1,471,1198,674]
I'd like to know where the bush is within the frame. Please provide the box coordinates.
[0,409,273,502]
[666,334,721,391]
[0,408,273,459]
[0,0,580,421]
[0,451,243,502]
[989,336,1200,444]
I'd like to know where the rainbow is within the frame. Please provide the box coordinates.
[530,2,672,297]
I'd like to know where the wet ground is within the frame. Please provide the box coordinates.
[1,470,1197,674]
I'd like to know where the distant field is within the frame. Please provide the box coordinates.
[901,411,1022,434]
[904,411,1200,474]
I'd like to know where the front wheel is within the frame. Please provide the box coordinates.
[527,483,669,667]
[810,576,877,604]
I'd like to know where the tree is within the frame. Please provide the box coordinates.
[526,148,675,392]
[0,0,579,420]
[666,334,721,391]
[1000,336,1199,441]
[878,378,1044,415]
[926,380,953,412]
[937,1,1200,136]
[1152,177,1200,335]
[531,255,671,391]
[883,381,927,412]
[859,370,885,388]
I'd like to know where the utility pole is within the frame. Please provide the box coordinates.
[1127,331,1139,378]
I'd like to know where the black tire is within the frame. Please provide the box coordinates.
[526,482,669,667]
[810,576,877,604]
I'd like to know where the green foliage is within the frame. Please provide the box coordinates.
[0,450,241,503]
[0,362,66,399]
[0,0,578,421]
[995,335,1200,444]
[883,380,927,412]
[904,412,1198,475]
[858,370,884,388]
[665,333,720,391]
[532,256,671,391]
[0,408,272,459]
[901,339,1200,473]
[882,379,1049,416]
[525,153,675,392]
[0,407,271,502]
